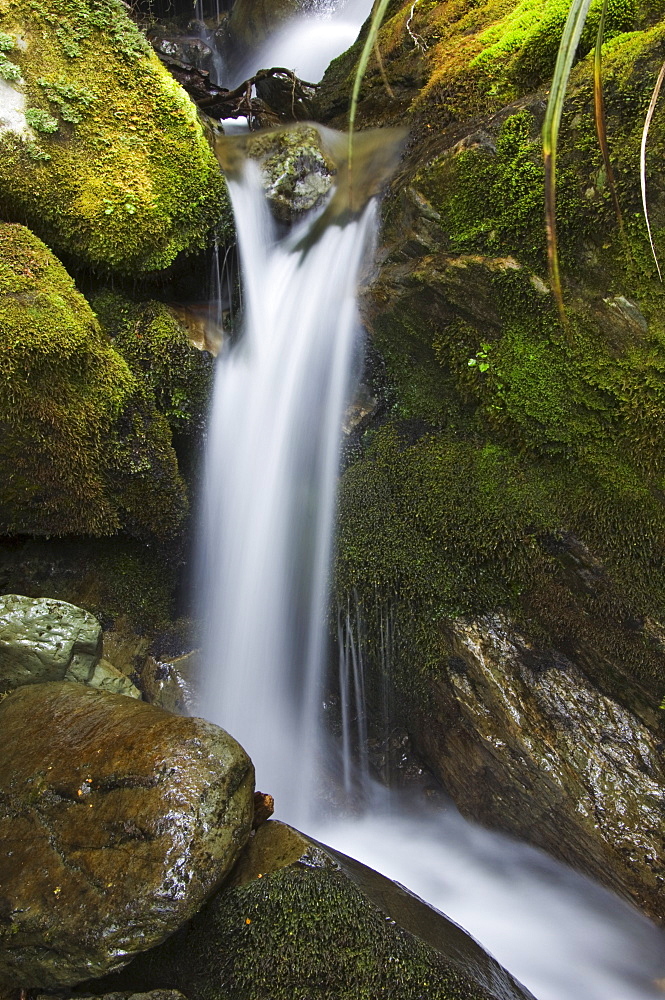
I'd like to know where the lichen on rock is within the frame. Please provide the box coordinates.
[0,0,230,274]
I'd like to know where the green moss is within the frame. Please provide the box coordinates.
[24,108,59,133]
[0,535,182,635]
[92,291,214,433]
[89,830,499,1000]
[0,222,187,538]
[0,0,230,274]
[336,419,665,703]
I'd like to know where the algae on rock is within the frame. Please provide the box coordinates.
[0,0,229,274]
[85,820,535,1000]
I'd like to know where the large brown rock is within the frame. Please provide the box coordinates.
[0,683,254,989]
[82,821,536,1000]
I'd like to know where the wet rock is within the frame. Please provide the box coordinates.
[410,614,665,921]
[139,652,198,716]
[85,820,535,1000]
[148,29,217,77]
[215,124,335,222]
[76,658,142,700]
[0,682,254,988]
[0,594,101,693]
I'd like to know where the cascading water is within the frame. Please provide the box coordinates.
[198,5,665,1000]
[200,159,376,821]
[199,148,665,1000]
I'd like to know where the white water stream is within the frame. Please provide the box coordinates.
[199,4,665,999]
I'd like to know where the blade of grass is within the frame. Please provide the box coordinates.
[542,0,593,319]
[348,0,393,205]
[594,0,623,229]
[374,35,395,99]
[640,59,665,281]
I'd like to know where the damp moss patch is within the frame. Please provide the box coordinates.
[0,222,188,538]
[0,0,228,274]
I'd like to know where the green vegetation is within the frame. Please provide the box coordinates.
[319,2,665,713]
[0,0,229,274]
[92,292,214,433]
[0,223,187,538]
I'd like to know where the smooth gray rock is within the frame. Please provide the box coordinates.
[0,594,101,692]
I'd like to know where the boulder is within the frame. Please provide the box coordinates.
[0,224,188,539]
[0,0,229,274]
[77,658,142,700]
[410,614,665,922]
[214,124,335,222]
[0,594,101,693]
[84,820,535,1000]
[0,682,254,988]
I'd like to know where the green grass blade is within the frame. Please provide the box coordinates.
[348,0,393,201]
[640,59,665,281]
[542,0,594,318]
[594,0,623,229]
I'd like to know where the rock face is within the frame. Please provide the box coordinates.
[411,615,665,921]
[0,0,228,273]
[0,224,189,538]
[86,820,536,1000]
[323,0,665,916]
[0,682,255,989]
[0,594,101,693]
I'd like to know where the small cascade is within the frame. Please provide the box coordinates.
[200,158,376,823]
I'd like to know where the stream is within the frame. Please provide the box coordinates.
[197,3,665,998]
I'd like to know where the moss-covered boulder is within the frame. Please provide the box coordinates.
[87,820,536,1000]
[0,223,188,537]
[318,0,665,912]
[0,0,228,274]
[0,682,255,988]
[92,292,215,441]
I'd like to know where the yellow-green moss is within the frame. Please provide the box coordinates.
[92,291,214,433]
[0,222,187,537]
[0,0,230,274]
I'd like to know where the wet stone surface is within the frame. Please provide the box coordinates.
[0,594,101,693]
[0,682,254,988]
[84,821,536,1000]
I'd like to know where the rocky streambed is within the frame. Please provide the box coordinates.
[0,594,536,1000]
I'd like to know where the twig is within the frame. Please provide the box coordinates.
[406,1,428,53]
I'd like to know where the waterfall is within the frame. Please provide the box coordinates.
[198,144,665,1000]
[196,7,665,1000]
[200,159,374,822]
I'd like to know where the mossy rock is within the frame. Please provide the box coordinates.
[85,820,535,1000]
[0,222,187,538]
[92,291,215,438]
[0,0,229,274]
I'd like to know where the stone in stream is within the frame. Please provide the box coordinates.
[0,594,101,692]
[85,820,536,1000]
[0,682,255,989]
